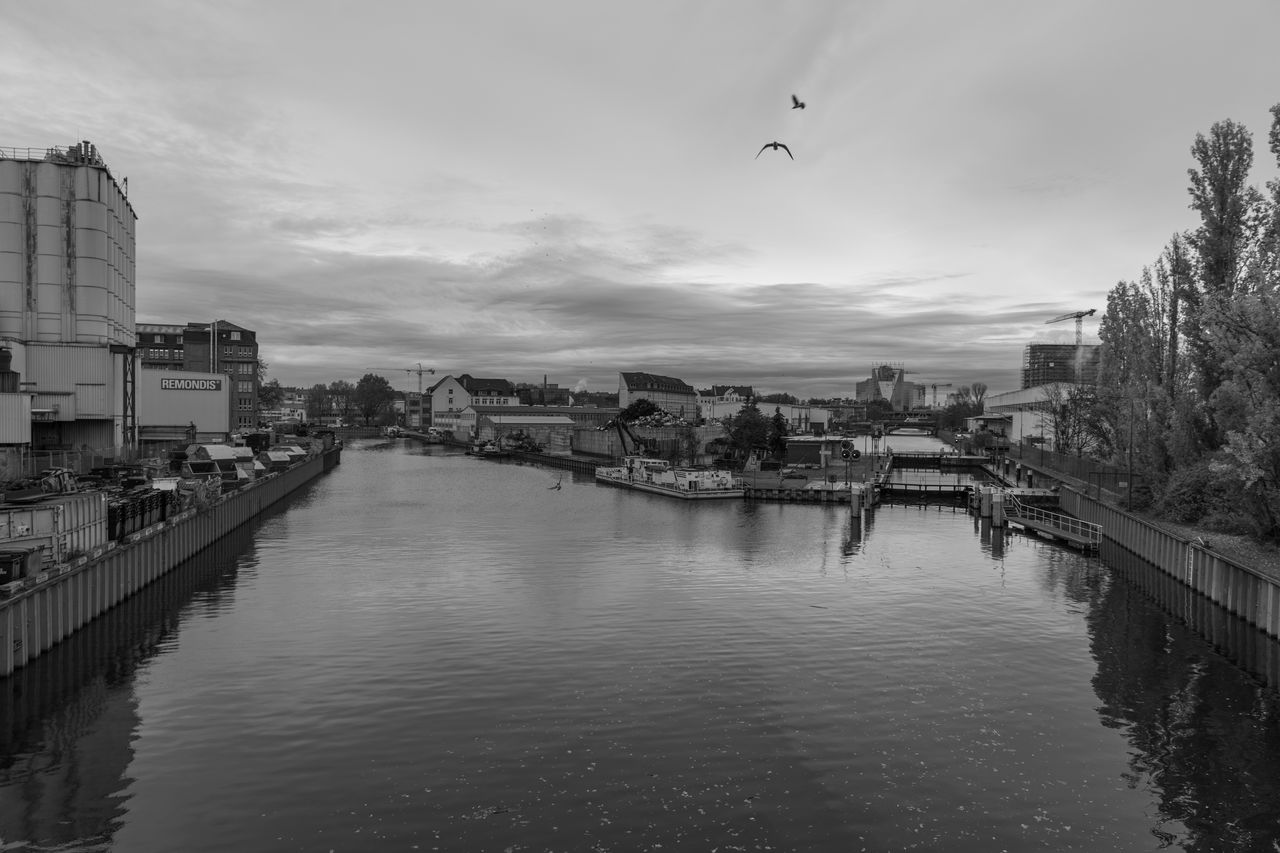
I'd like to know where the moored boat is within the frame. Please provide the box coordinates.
[595,456,743,500]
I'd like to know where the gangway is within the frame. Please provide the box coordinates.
[1003,493,1102,552]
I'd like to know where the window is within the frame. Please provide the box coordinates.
[238,381,254,393]
[237,398,252,410]
[238,363,253,375]
[229,331,241,341]
[223,346,234,356]
[176,336,183,345]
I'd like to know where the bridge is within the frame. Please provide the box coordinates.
[846,413,941,435]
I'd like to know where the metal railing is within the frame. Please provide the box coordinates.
[1005,493,1102,546]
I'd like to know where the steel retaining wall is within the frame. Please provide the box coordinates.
[1060,488,1280,640]
[0,448,340,677]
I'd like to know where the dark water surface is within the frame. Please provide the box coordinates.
[3,438,1280,852]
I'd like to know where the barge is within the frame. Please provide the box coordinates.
[595,456,744,500]
[0,439,341,677]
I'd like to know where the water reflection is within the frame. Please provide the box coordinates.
[3,443,1280,852]
[1087,541,1280,850]
[0,493,310,851]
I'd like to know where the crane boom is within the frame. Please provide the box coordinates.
[1043,309,1096,382]
[364,363,435,395]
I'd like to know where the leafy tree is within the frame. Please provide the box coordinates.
[619,397,661,422]
[305,383,330,421]
[865,399,894,421]
[725,398,769,466]
[1187,118,1258,298]
[353,374,395,425]
[1200,290,1280,540]
[758,392,798,404]
[328,380,355,421]
[1184,118,1265,425]
[258,378,285,412]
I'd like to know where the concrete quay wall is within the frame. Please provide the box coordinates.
[1061,488,1280,640]
[0,448,340,678]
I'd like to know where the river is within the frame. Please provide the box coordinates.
[2,437,1279,852]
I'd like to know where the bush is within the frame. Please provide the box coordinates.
[1153,458,1251,533]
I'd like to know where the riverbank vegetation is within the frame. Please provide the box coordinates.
[1065,104,1280,544]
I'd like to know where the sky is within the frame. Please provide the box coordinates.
[7,0,1280,400]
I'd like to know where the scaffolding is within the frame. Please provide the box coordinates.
[1021,344,1100,388]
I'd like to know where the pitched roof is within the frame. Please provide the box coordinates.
[620,372,694,394]
[710,385,754,398]
[459,375,515,394]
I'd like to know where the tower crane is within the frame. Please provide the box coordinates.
[1044,308,1096,346]
[364,363,435,396]
[1044,309,1096,383]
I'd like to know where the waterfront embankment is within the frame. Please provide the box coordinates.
[1005,449,1280,641]
[0,446,341,677]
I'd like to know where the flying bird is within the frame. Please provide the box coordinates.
[791,94,805,109]
[756,141,794,160]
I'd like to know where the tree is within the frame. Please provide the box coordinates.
[258,378,285,412]
[305,384,330,421]
[676,423,702,466]
[758,392,797,405]
[328,380,355,422]
[865,399,894,421]
[1038,383,1103,458]
[1185,118,1265,420]
[353,374,396,425]
[969,382,987,410]
[768,407,789,459]
[619,398,661,422]
[725,398,769,466]
[1201,290,1280,540]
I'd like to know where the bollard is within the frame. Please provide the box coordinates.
[979,486,992,518]
[991,490,1005,526]
[849,484,863,514]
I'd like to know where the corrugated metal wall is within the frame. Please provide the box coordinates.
[0,394,32,443]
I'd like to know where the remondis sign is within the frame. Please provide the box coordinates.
[161,378,223,391]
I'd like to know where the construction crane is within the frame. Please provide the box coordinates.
[1045,309,1096,383]
[930,382,952,408]
[364,363,435,396]
[1045,309,1095,347]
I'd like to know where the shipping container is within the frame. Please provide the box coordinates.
[0,490,108,563]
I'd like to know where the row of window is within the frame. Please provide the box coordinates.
[148,330,247,344]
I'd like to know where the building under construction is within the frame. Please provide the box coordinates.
[855,363,917,411]
[1021,343,1101,388]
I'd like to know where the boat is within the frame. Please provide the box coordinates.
[594,456,744,500]
[468,440,511,459]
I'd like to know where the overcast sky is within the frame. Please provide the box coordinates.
[8,0,1280,399]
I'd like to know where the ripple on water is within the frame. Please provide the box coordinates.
[6,441,1279,853]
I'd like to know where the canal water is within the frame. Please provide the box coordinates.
[3,437,1280,852]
